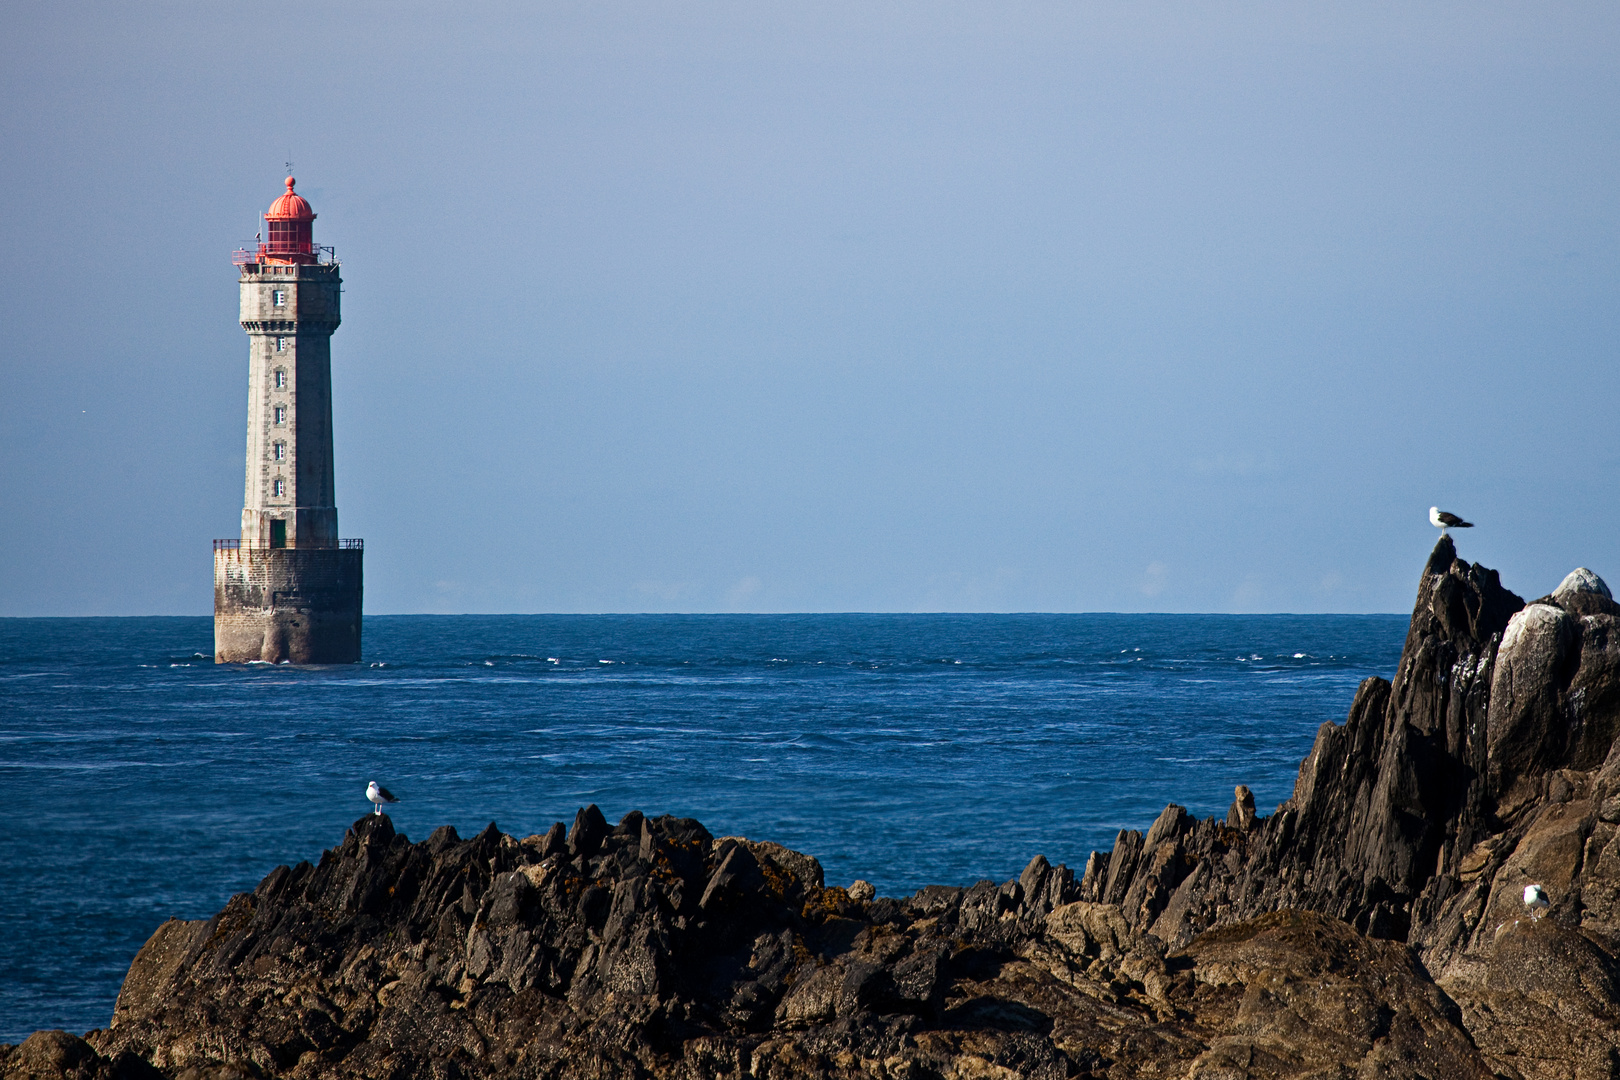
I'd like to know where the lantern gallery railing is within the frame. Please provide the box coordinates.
[214,538,363,551]
[231,244,338,267]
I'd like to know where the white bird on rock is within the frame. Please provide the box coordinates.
[1430,507,1473,534]
[1523,883,1549,919]
[366,781,400,816]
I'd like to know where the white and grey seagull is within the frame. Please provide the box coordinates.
[1523,883,1549,920]
[366,780,400,816]
[1430,507,1474,534]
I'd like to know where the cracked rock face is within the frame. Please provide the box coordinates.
[6,537,1620,1079]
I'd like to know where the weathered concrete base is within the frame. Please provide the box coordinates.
[214,547,362,663]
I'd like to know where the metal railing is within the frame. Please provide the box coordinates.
[214,538,363,551]
[230,245,338,267]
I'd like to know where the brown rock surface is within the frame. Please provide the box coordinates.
[4,813,1495,1080]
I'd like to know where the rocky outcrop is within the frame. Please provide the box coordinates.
[1078,537,1620,1078]
[11,811,1493,1080]
[1075,535,1529,946]
[0,1030,157,1080]
[6,537,1620,1079]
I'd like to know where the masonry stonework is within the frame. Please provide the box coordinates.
[214,547,363,663]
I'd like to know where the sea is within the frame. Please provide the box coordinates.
[0,612,1407,1044]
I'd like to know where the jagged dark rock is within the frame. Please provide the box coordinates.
[1075,535,1531,945]
[1072,537,1620,1077]
[7,537,1620,1078]
[18,810,1492,1080]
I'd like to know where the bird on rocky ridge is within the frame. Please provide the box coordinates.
[366,781,400,816]
[1523,883,1549,919]
[1430,507,1473,533]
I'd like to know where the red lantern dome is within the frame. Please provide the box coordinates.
[266,176,315,222]
[261,177,317,264]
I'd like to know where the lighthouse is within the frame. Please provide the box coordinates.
[214,177,363,663]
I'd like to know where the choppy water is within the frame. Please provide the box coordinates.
[0,612,1406,1043]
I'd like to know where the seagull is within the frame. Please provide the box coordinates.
[366,781,400,816]
[1523,883,1549,920]
[1430,507,1473,534]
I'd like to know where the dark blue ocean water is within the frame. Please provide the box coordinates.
[0,613,1406,1043]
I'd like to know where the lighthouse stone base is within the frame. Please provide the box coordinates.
[213,546,363,663]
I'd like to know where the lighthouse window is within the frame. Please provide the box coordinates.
[273,368,287,389]
[274,406,287,424]
[275,337,288,352]
[272,442,286,461]
[272,290,286,306]
[272,478,286,497]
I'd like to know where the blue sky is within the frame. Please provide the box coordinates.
[3,1,1617,614]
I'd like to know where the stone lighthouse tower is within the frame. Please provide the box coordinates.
[214,177,363,663]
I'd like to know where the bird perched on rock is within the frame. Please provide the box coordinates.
[366,781,400,816]
[1430,507,1473,533]
[1523,883,1549,920]
[1226,784,1257,831]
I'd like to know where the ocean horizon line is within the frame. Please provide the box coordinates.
[0,609,1409,621]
